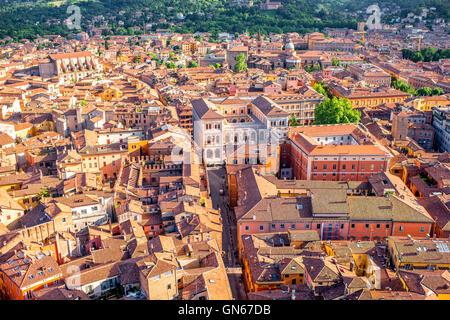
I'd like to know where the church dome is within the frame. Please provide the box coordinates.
[285,41,295,50]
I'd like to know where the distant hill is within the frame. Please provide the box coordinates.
[0,0,447,41]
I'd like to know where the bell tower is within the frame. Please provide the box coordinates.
[257,30,262,54]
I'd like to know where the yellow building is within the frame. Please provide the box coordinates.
[265,74,278,82]
[0,172,29,192]
[128,137,149,157]
[281,257,305,285]
[9,183,42,212]
[116,53,131,62]
[32,119,54,134]
[329,85,410,108]
[387,236,450,271]
[97,87,123,101]
[0,188,25,229]
[324,241,376,277]
[181,42,197,54]
[399,269,450,300]
[288,230,320,249]
[406,96,450,112]
[14,122,34,140]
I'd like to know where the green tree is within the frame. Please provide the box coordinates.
[133,56,143,63]
[314,97,360,125]
[188,60,199,68]
[410,51,424,62]
[234,53,247,73]
[127,27,135,35]
[305,63,322,73]
[166,61,177,69]
[421,47,437,62]
[37,187,50,200]
[391,77,416,95]
[313,82,328,97]
[331,58,341,67]
[288,114,302,126]
[416,87,433,96]
[432,87,444,96]
[210,30,219,42]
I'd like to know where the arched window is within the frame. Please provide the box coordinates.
[206,149,213,159]
[215,149,220,158]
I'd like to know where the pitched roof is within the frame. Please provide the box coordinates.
[0,133,14,146]
[49,51,93,60]
[348,195,433,223]
[288,230,320,242]
[191,98,224,120]
[418,196,450,232]
[302,257,340,283]
[251,96,289,117]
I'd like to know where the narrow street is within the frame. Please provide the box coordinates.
[207,167,247,300]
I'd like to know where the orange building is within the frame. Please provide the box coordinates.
[280,124,392,181]
[347,196,434,242]
[96,86,123,101]
[328,84,411,108]
[79,144,128,182]
[128,136,149,158]
[240,233,308,292]
[0,248,63,300]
